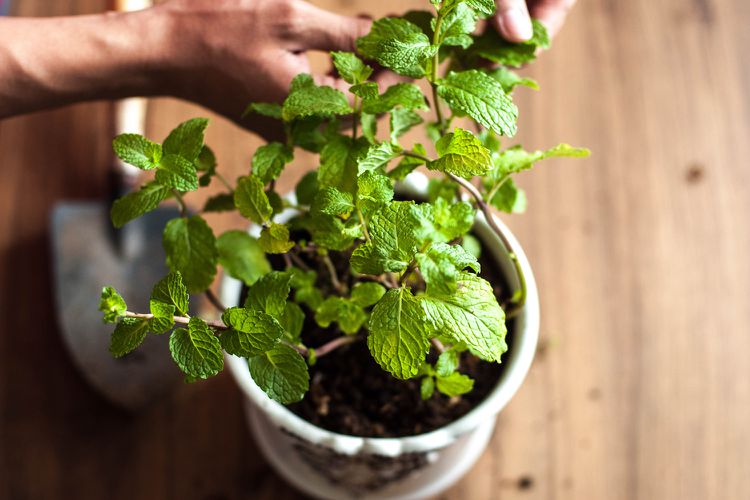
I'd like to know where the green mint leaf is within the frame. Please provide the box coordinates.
[358,141,402,174]
[488,143,591,182]
[290,268,324,310]
[148,295,175,334]
[162,215,218,293]
[388,143,428,180]
[220,307,285,356]
[314,187,355,218]
[443,0,495,16]
[350,82,380,100]
[203,193,236,213]
[420,375,436,400]
[367,287,431,379]
[489,178,527,213]
[217,230,271,285]
[427,178,459,202]
[357,171,394,216]
[331,51,373,84]
[162,117,208,161]
[360,113,378,144]
[429,127,492,178]
[470,19,549,67]
[315,297,367,335]
[195,145,217,179]
[243,102,283,119]
[259,223,296,254]
[244,271,291,320]
[252,142,293,184]
[435,348,459,377]
[417,242,480,294]
[487,67,539,92]
[110,181,171,228]
[390,108,423,142]
[110,317,149,357]
[154,154,199,192]
[279,302,305,343]
[248,344,309,404]
[295,171,319,206]
[422,272,507,362]
[306,212,358,251]
[317,135,366,195]
[351,282,386,307]
[430,197,475,241]
[357,18,436,78]
[282,74,352,121]
[435,3,476,48]
[112,134,162,170]
[437,70,518,137]
[461,233,482,258]
[169,317,223,379]
[234,175,272,224]
[436,371,474,396]
[362,83,429,114]
[350,201,426,275]
[100,286,126,324]
[150,272,189,317]
[288,116,327,152]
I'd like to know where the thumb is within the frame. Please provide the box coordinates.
[291,3,372,52]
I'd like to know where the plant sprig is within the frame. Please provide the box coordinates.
[98,0,589,405]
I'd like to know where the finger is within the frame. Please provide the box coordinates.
[291,2,372,52]
[529,0,577,37]
[492,0,534,42]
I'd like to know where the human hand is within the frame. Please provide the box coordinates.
[491,0,577,42]
[150,0,375,139]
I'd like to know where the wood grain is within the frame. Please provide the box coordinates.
[2,0,749,499]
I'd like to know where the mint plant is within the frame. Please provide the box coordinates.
[99,0,589,406]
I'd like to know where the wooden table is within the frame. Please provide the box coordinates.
[2,0,748,498]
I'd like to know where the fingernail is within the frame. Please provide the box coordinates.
[502,7,533,41]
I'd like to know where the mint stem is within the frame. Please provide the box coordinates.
[205,288,226,313]
[172,190,188,217]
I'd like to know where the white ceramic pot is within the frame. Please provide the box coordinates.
[220,172,540,500]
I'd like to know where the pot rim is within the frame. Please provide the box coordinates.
[222,172,539,457]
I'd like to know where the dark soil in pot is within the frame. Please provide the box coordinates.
[245,238,513,439]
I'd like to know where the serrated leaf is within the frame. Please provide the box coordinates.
[315,297,368,335]
[358,141,402,174]
[306,212,358,251]
[112,134,162,170]
[351,282,386,307]
[350,82,380,100]
[367,287,430,379]
[110,181,171,228]
[362,83,429,114]
[279,302,305,342]
[203,193,236,213]
[295,171,319,206]
[438,70,517,137]
[390,108,423,142]
[360,112,377,144]
[217,230,271,285]
[317,135,366,195]
[488,143,591,182]
[288,116,327,152]
[430,197,475,241]
[331,51,373,84]
[350,202,426,275]
[436,349,459,377]
[487,67,539,92]
[314,187,354,218]
[100,286,126,324]
[259,223,295,254]
[489,178,527,213]
[357,18,436,78]
[162,215,218,293]
[220,307,284,356]
[429,127,492,178]
[357,171,394,216]
[155,154,199,191]
[150,272,189,316]
[282,74,352,121]
[422,272,507,362]
[234,175,272,224]
[169,317,223,379]
[243,102,283,119]
[444,0,495,16]
[252,142,293,183]
[162,117,208,161]
[420,375,436,400]
[436,371,474,396]
[471,19,549,67]
[244,271,291,320]
[110,317,149,357]
[427,178,459,202]
[417,242,480,294]
[435,3,476,48]
[248,344,309,404]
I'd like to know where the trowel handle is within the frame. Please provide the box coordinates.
[112,0,154,191]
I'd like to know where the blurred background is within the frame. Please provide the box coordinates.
[1,0,749,499]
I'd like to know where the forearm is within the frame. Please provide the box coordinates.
[0,10,170,117]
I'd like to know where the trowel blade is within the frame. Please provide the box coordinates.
[51,202,183,411]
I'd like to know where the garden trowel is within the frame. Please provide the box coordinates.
[51,0,183,411]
